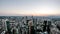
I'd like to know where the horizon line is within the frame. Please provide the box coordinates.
[0,14,60,16]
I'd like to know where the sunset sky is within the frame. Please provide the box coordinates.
[0,0,60,16]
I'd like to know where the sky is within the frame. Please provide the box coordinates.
[0,0,60,16]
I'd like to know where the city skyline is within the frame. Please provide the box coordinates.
[0,0,60,16]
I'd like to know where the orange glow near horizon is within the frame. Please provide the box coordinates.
[31,14,48,16]
[13,11,59,16]
[17,12,59,16]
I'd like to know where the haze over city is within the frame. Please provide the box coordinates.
[0,0,60,16]
[1,0,60,34]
